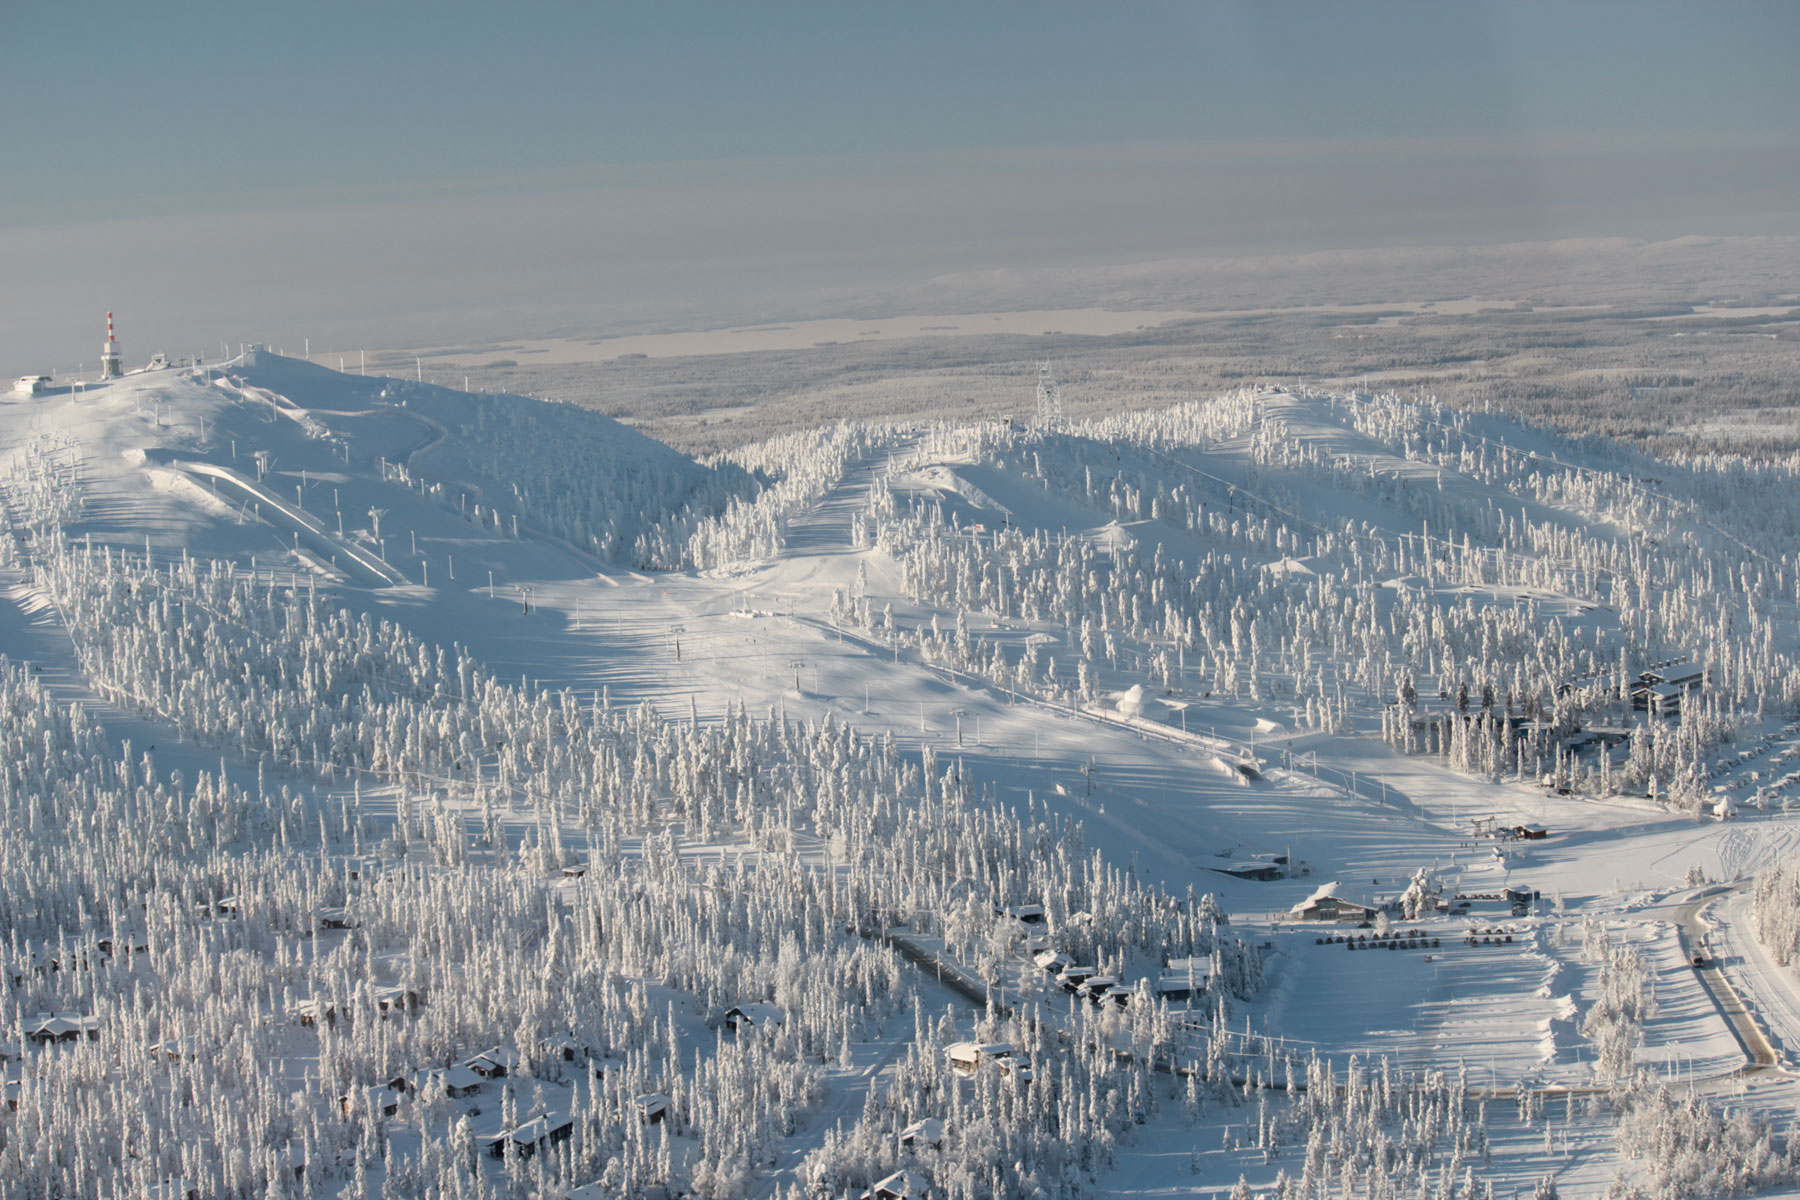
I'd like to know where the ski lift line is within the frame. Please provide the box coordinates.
[180,461,403,585]
[786,609,1270,766]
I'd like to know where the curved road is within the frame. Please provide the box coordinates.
[1675,883,1782,1074]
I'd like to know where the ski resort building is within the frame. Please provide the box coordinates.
[1156,955,1214,1002]
[1633,660,1704,716]
[12,375,50,397]
[1209,859,1285,882]
[1290,882,1381,922]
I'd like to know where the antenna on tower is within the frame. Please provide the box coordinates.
[100,312,123,379]
[1035,361,1064,431]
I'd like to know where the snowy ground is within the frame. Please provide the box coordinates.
[4,352,1800,1198]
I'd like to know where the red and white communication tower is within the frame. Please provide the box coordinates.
[100,312,123,379]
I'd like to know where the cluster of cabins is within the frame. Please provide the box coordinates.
[995,897,1220,1011]
[323,1002,798,1169]
[1031,949,1213,1006]
[1392,657,1705,759]
[331,1035,628,1162]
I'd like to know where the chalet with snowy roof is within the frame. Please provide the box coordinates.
[995,902,1050,948]
[148,1037,198,1063]
[411,1064,482,1098]
[1290,882,1381,923]
[947,1042,1007,1074]
[1033,949,1074,975]
[1074,973,1118,1001]
[374,985,423,1015]
[1055,964,1096,992]
[996,903,1046,927]
[723,1003,787,1034]
[900,1117,945,1148]
[464,1046,521,1078]
[869,1169,929,1199]
[946,1042,1032,1081]
[4,1071,20,1112]
[636,1092,671,1123]
[483,1112,575,1159]
[25,1012,99,1045]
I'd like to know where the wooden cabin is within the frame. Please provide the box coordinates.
[722,1003,787,1034]
[464,1046,521,1079]
[870,1170,928,1200]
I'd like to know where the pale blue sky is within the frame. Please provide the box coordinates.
[3,1,1796,370]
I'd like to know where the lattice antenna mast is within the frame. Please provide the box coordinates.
[1035,362,1064,431]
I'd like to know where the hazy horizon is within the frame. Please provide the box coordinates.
[5,1,1796,374]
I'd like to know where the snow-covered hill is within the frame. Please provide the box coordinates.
[3,353,1800,1200]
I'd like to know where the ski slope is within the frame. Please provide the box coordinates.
[3,351,1799,1200]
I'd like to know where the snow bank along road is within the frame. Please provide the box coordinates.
[1678,884,1787,1075]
